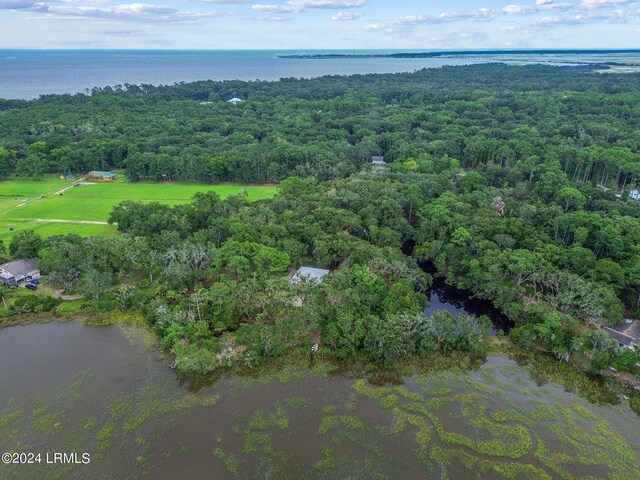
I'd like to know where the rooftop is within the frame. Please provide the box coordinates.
[0,258,39,279]
[290,266,331,285]
[88,171,117,178]
[604,319,640,347]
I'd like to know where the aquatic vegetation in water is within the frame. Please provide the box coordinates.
[347,363,639,480]
[247,398,307,431]
[0,408,23,430]
[31,406,59,433]
[313,446,337,470]
[282,396,311,409]
[430,445,551,480]
[379,394,398,409]
[317,415,366,435]
[352,378,391,399]
[213,447,240,478]
[538,404,639,479]
[2,320,639,480]
[119,320,160,351]
[393,385,423,402]
[322,405,338,414]
[344,394,357,412]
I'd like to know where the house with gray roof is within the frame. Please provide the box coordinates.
[0,258,40,287]
[604,319,639,349]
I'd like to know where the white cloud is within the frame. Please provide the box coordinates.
[365,7,500,34]
[502,7,640,30]
[0,0,228,23]
[332,11,361,20]
[580,0,634,9]
[189,0,253,3]
[253,0,367,14]
[0,0,48,11]
[3,0,638,47]
[501,1,573,15]
[364,0,640,35]
[252,3,295,12]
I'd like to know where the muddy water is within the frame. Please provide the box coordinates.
[0,321,638,479]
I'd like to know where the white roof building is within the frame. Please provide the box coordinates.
[290,266,330,285]
[228,97,243,104]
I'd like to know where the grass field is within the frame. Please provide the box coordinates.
[0,176,278,242]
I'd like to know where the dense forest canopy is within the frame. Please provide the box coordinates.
[1,64,640,186]
[1,64,639,375]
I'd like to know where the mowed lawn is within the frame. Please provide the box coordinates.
[0,177,278,242]
[0,177,71,212]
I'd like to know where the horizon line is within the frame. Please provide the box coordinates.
[2,48,640,52]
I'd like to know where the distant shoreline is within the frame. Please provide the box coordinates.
[278,49,640,60]
[3,49,639,100]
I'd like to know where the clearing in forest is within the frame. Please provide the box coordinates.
[0,176,277,242]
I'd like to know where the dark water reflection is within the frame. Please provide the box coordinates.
[405,240,513,334]
[425,276,513,335]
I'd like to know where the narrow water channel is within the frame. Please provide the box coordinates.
[425,276,513,334]
[406,239,514,334]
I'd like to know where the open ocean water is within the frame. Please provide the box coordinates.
[1,49,640,100]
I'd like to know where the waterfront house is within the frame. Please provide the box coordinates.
[290,266,331,286]
[290,266,331,307]
[604,319,639,349]
[0,258,40,287]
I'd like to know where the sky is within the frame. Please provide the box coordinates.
[0,0,638,49]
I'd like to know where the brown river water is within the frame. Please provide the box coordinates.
[0,320,638,479]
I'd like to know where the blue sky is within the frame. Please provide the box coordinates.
[0,0,638,49]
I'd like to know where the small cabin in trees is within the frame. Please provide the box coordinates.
[371,156,385,168]
[290,266,330,286]
[290,266,331,307]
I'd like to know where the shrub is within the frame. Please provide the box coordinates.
[509,325,536,351]
[12,294,60,313]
